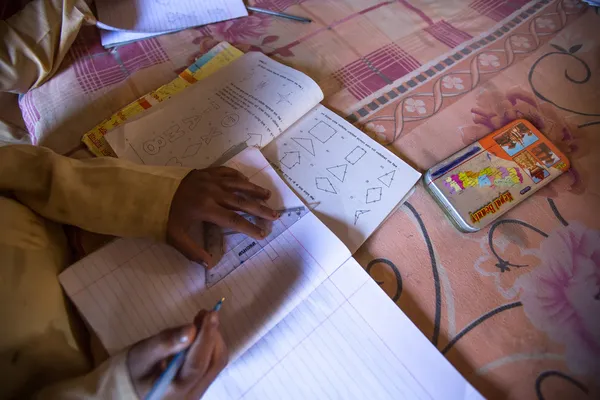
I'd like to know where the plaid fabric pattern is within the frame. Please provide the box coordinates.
[333,43,421,101]
[69,28,169,94]
[425,20,473,48]
[469,0,532,21]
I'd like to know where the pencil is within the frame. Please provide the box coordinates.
[145,298,225,400]
[247,6,312,23]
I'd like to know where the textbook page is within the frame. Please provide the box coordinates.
[58,148,350,360]
[106,52,324,169]
[205,258,483,400]
[263,105,421,253]
[95,0,247,33]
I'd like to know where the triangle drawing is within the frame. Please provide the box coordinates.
[292,137,315,156]
[327,164,348,182]
[378,170,396,187]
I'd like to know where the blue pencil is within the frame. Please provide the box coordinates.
[145,298,225,400]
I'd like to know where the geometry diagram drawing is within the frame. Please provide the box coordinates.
[309,121,337,143]
[182,143,202,158]
[182,115,202,131]
[366,187,382,203]
[292,137,315,156]
[280,151,301,169]
[354,210,371,225]
[277,92,292,105]
[165,157,183,167]
[245,133,263,148]
[327,164,348,183]
[378,170,396,188]
[202,126,223,145]
[315,177,337,194]
[345,146,367,165]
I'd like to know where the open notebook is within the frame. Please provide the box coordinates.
[59,148,481,399]
[105,51,420,253]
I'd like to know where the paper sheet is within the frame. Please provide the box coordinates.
[96,0,248,46]
[205,257,483,400]
[263,105,422,253]
[82,42,243,157]
[106,52,324,169]
[59,148,350,359]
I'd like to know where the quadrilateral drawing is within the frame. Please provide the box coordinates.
[280,151,301,169]
[345,146,367,165]
[182,143,202,158]
[315,177,337,194]
[277,92,292,105]
[309,121,337,143]
[378,170,396,187]
[366,187,382,203]
[327,164,348,183]
[354,210,371,225]
[292,137,315,156]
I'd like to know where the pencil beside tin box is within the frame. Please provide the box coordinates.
[424,119,570,232]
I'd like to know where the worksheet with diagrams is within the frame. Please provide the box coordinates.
[106,52,420,252]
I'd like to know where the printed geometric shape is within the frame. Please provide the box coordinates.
[182,115,202,131]
[165,157,182,167]
[246,133,263,147]
[277,92,292,105]
[366,187,382,203]
[354,210,371,225]
[315,177,337,194]
[309,121,337,143]
[280,151,301,169]
[182,143,202,158]
[327,164,348,183]
[292,137,315,156]
[378,170,396,187]
[345,146,367,165]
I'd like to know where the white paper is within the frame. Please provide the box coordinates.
[205,258,483,400]
[106,52,324,169]
[95,0,248,33]
[262,105,422,253]
[59,148,350,359]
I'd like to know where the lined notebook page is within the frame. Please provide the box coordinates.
[59,148,351,359]
[205,258,483,400]
[96,0,248,33]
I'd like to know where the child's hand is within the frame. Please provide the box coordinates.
[127,311,228,399]
[167,166,279,267]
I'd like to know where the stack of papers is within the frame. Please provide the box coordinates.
[95,0,248,47]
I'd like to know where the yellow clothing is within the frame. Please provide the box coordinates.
[0,145,191,399]
[0,0,95,94]
[1,2,194,398]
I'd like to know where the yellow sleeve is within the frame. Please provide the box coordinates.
[35,352,139,400]
[0,145,191,240]
[0,0,96,93]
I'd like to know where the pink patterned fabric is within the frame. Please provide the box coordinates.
[333,44,421,101]
[69,28,169,94]
[17,1,600,398]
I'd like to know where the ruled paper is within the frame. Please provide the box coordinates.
[96,0,248,33]
[59,148,351,358]
[204,258,483,400]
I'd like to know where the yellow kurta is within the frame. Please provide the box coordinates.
[1,1,195,397]
[0,145,191,398]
